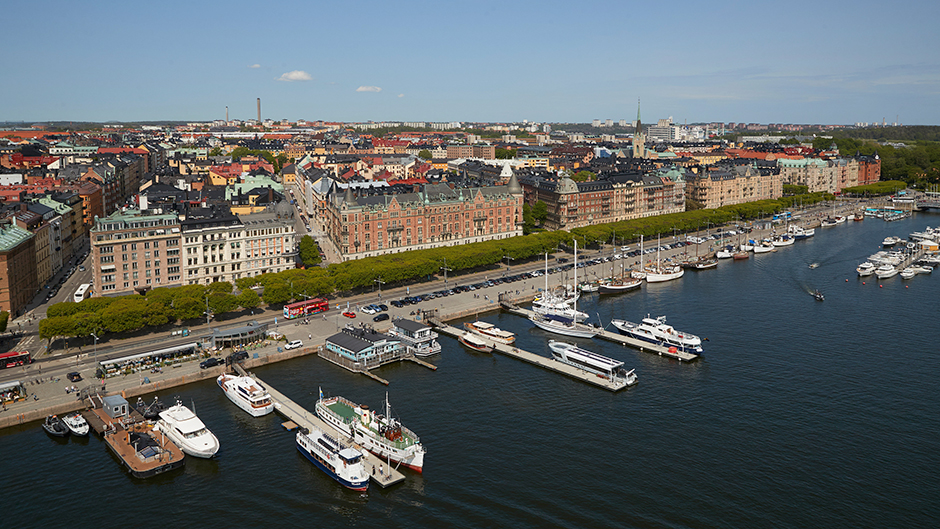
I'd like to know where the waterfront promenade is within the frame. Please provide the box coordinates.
[0,201,862,429]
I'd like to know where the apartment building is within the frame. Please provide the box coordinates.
[90,210,183,295]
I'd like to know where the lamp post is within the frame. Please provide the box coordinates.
[502,254,514,271]
[440,258,452,284]
[374,277,385,297]
[91,332,99,365]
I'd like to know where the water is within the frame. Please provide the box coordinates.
[4,215,940,528]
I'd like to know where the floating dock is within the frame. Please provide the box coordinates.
[430,319,633,391]
[232,364,405,488]
[497,302,699,362]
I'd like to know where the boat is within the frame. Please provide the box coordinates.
[62,413,90,436]
[682,256,718,270]
[883,236,902,247]
[716,245,734,259]
[296,425,369,491]
[788,224,815,239]
[578,281,599,293]
[531,299,589,323]
[598,276,642,293]
[913,264,933,274]
[772,234,795,247]
[154,400,220,458]
[134,396,167,420]
[317,390,426,473]
[644,235,684,283]
[458,331,494,353]
[530,312,599,338]
[833,215,847,224]
[217,373,275,417]
[875,264,898,279]
[90,395,185,478]
[856,262,876,276]
[900,267,916,279]
[753,239,775,253]
[808,262,819,269]
[812,289,825,301]
[610,315,704,355]
[820,217,839,227]
[464,321,515,345]
[42,415,69,437]
[547,341,637,386]
[853,212,864,221]
[732,248,750,260]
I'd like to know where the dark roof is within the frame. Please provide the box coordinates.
[393,319,429,333]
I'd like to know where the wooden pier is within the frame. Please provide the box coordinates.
[498,301,699,362]
[232,364,405,488]
[429,318,633,392]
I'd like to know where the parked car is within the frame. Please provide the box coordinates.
[228,351,249,363]
[377,304,388,312]
[390,300,404,308]
[285,340,303,350]
[373,313,390,322]
[200,357,223,369]
[67,372,82,382]
[342,311,356,318]
[360,305,378,315]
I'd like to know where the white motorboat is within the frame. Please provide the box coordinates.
[913,264,933,274]
[856,262,876,276]
[772,234,795,247]
[883,236,902,247]
[531,300,589,322]
[788,225,814,239]
[317,390,426,473]
[464,321,515,345]
[154,400,220,458]
[820,217,839,227]
[610,315,703,355]
[458,331,494,353]
[547,341,637,386]
[716,245,734,259]
[62,413,89,436]
[753,239,775,253]
[217,374,275,417]
[296,425,369,491]
[900,267,916,279]
[875,264,898,279]
[530,312,599,338]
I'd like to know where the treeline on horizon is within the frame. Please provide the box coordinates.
[39,191,837,345]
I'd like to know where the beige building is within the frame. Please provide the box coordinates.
[91,210,183,296]
[685,165,782,209]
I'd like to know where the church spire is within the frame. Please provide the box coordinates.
[636,98,642,132]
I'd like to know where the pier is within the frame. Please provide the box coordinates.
[427,315,633,392]
[232,364,405,488]
[497,300,700,362]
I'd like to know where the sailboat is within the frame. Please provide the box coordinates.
[529,240,599,338]
[644,235,684,283]
[532,253,589,322]
[598,252,642,294]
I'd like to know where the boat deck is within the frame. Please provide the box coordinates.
[88,407,185,478]
[232,365,405,488]
[431,318,632,392]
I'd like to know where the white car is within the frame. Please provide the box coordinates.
[620,246,630,252]
[613,254,623,260]
[360,305,377,315]
[285,340,303,350]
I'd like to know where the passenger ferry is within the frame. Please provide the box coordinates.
[458,331,494,353]
[547,341,637,386]
[610,315,703,354]
[296,425,369,491]
[217,374,274,417]
[464,321,516,345]
[317,391,426,473]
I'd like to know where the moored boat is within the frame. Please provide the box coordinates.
[217,374,275,417]
[610,315,703,354]
[42,415,69,437]
[316,391,426,473]
[772,234,795,247]
[547,341,637,386]
[458,331,494,353]
[464,321,515,345]
[856,262,876,276]
[62,412,90,436]
[154,400,220,458]
[597,276,642,294]
[900,267,916,279]
[296,426,369,491]
[875,264,898,279]
[753,239,775,253]
[529,312,599,338]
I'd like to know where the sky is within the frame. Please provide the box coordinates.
[3,0,940,125]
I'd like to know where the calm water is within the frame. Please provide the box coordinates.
[4,215,939,528]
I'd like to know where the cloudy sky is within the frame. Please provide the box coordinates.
[4,0,939,125]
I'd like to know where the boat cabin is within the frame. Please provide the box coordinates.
[102,395,129,419]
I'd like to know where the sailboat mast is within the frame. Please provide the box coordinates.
[573,239,578,313]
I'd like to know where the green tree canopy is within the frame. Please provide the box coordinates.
[571,170,595,182]
[417,149,432,160]
[532,201,548,225]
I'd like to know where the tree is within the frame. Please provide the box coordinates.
[299,235,321,267]
[571,170,595,182]
[236,289,261,310]
[0,311,7,333]
[208,292,238,315]
[208,147,222,156]
[495,148,516,159]
[522,203,535,234]
[532,201,548,225]
[261,283,292,305]
[418,149,432,160]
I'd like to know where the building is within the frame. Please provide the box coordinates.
[327,175,524,260]
[90,209,183,296]
[685,164,783,209]
[324,326,403,367]
[0,223,37,316]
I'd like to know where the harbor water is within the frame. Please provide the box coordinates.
[3,214,939,528]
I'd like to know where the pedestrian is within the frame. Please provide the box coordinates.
[379,464,383,477]
[309,334,312,340]
[372,465,376,475]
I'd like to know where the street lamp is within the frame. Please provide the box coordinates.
[440,258,452,284]
[91,332,99,365]
[373,277,385,296]
[502,254,514,271]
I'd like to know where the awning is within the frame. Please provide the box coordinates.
[100,265,116,272]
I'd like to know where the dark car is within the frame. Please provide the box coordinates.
[390,300,404,308]
[373,313,390,322]
[67,371,82,382]
[200,357,223,369]
[228,351,249,363]
[377,304,388,312]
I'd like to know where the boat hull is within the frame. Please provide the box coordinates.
[645,269,684,283]
[530,316,598,338]
[597,280,642,294]
[317,399,426,473]
[296,436,369,491]
[611,319,703,354]
[218,375,274,417]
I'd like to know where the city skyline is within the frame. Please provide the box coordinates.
[4,0,939,125]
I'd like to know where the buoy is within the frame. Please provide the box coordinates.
[862,282,866,285]
[905,285,909,288]
[845,279,849,282]
[879,285,883,288]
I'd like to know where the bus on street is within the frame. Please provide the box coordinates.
[74,283,91,303]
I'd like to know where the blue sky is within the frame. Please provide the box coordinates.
[4,0,939,125]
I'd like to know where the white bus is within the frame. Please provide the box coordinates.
[74,283,91,303]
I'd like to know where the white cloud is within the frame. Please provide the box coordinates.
[249,64,261,69]
[398,93,404,98]
[277,70,312,82]
[356,86,382,93]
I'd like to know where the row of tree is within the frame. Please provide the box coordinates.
[39,192,830,343]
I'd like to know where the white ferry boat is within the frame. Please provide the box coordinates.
[154,400,220,458]
[217,374,274,417]
[458,331,494,353]
[464,321,516,345]
[296,425,369,491]
[610,315,703,355]
[548,341,637,386]
[316,391,426,473]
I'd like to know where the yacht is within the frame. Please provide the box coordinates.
[610,315,704,355]
[772,234,795,247]
[547,341,637,386]
[62,412,90,436]
[883,236,902,247]
[856,262,876,276]
[530,312,599,338]
[464,321,515,345]
[296,425,369,491]
[154,400,220,458]
[753,239,775,253]
[788,225,815,239]
[875,264,898,279]
[458,331,494,353]
[317,391,426,473]
[217,374,275,417]
[900,267,916,279]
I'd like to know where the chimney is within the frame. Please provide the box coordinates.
[257,98,261,122]
[226,106,229,122]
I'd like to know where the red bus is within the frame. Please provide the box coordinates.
[283,298,330,319]
[0,351,32,369]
